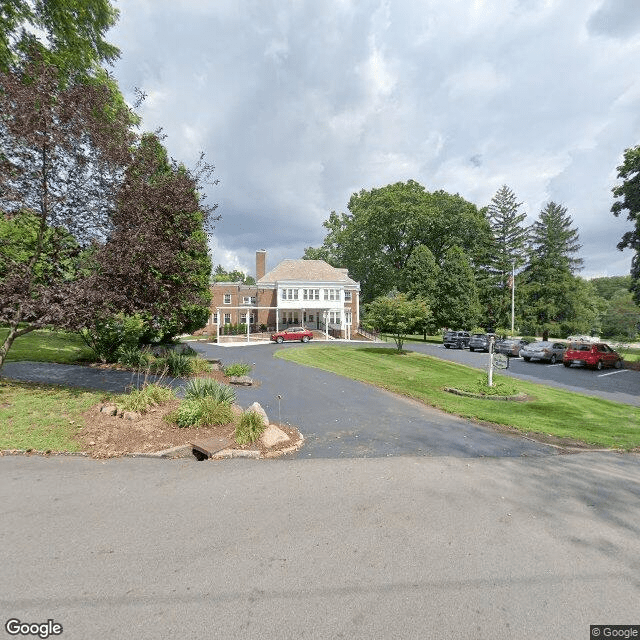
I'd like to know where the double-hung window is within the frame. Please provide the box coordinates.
[324,288,339,301]
[281,288,299,300]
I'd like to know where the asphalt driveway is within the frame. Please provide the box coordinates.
[1,344,558,459]
[189,341,558,459]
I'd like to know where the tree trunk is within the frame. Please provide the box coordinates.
[0,319,36,372]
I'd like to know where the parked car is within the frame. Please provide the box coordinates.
[495,338,531,357]
[443,330,471,349]
[468,333,495,352]
[519,341,566,364]
[270,327,313,344]
[563,342,623,370]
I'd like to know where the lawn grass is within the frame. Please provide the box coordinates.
[0,328,96,364]
[0,380,108,451]
[276,345,640,450]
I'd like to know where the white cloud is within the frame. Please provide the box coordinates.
[108,0,640,278]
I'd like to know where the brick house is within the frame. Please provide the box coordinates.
[203,250,360,340]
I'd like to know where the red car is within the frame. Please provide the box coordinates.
[562,342,623,370]
[270,326,313,344]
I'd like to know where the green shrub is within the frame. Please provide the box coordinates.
[80,313,146,363]
[165,351,193,377]
[235,410,266,444]
[167,397,235,428]
[120,383,176,413]
[116,345,150,369]
[223,362,252,377]
[188,356,212,375]
[184,378,236,404]
[472,373,520,396]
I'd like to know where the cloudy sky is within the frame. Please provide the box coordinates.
[108,0,640,280]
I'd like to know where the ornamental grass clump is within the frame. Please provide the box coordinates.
[234,410,266,445]
[167,397,235,428]
[184,378,236,404]
[164,351,193,377]
[120,383,176,413]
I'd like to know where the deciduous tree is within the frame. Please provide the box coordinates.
[89,133,218,344]
[363,292,430,352]
[0,0,120,79]
[611,144,640,303]
[435,246,481,329]
[0,57,135,370]
[304,181,491,303]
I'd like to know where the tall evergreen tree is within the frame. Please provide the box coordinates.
[520,202,585,336]
[484,185,529,328]
[529,201,583,272]
[435,246,481,329]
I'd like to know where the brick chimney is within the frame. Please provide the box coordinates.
[256,250,266,281]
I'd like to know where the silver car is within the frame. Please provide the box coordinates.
[519,341,566,364]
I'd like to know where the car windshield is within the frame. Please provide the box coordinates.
[569,343,591,351]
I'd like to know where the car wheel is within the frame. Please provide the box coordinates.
[276,336,284,344]
[614,359,622,369]
[444,344,450,349]
[523,356,531,362]
[302,336,309,343]
[563,361,571,367]
[469,347,474,352]
[596,360,603,371]
[550,355,556,364]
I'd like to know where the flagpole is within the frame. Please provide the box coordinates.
[511,260,515,334]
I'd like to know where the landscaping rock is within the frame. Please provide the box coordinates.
[100,404,118,416]
[122,411,141,421]
[246,402,269,426]
[260,424,290,448]
[230,403,244,418]
[229,375,253,386]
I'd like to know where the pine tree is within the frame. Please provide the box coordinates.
[529,201,583,272]
[520,202,585,336]
[484,185,529,328]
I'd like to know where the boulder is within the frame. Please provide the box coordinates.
[230,403,244,418]
[246,402,269,426]
[260,425,290,447]
[229,375,253,386]
[100,404,118,416]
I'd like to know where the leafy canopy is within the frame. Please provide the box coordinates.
[364,292,430,352]
[611,144,640,303]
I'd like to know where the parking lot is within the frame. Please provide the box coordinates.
[406,341,640,407]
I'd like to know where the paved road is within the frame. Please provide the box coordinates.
[1,452,639,639]
[1,349,559,460]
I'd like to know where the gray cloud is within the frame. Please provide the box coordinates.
[588,0,640,39]
[109,0,640,279]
